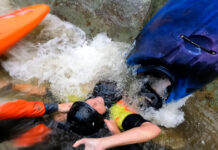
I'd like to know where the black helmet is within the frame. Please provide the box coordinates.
[91,81,122,108]
[66,101,104,135]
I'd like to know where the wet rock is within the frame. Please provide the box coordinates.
[9,0,53,8]
[12,83,46,96]
[0,66,11,90]
[180,81,218,150]
[153,128,186,149]
[143,0,168,24]
[142,141,172,150]
[8,0,169,43]
[0,141,17,150]
[9,0,151,43]
[0,80,10,90]
[52,0,151,43]
[8,0,171,43]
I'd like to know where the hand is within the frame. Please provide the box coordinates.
[104,119,120,134]
[73,138,105,150]
[53,112,67,122]
[58,103,73,113]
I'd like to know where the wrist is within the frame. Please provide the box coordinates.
[99,139,107,150]
[44,103,58,114]
[58,103,73,113]
[58,104,62,112]
[99,137,114,150]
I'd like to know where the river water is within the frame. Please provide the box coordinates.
[0,0,217,150]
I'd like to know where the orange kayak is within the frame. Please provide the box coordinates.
[0,4,50,55]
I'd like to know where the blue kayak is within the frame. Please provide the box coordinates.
[127,0,218,103]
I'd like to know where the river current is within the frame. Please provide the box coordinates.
[0,0,217,149]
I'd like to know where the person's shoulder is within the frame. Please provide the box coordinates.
[122,113,150,130]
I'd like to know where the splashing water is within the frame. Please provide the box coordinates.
[2,14,130,99]
[124,77,189,128]
[142,97,189,128]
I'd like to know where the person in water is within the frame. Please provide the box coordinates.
[0,97,106,141]
[0,81,161,149]
[72,81,161,150]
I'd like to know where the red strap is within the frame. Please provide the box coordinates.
[0,100,45,120]
[117,100,136,113]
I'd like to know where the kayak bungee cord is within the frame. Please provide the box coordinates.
[180,34,217,55]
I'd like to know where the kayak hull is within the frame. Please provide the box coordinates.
[0,4,50,55]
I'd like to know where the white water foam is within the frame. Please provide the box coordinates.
[142,96,189,128]
[125,78,190,128]
[2,14,130,99]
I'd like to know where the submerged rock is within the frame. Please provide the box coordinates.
[52,0,151,42]
[9,0,151,42]
[143,0,168,24]
[9,0,52,7]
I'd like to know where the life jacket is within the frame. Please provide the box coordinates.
[110,100,135,130]
[127,0,218,103]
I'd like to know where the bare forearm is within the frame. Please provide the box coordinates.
[101,122,160,149]
[73,122,160,150]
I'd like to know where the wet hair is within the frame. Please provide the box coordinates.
[66,101,104,135]
[91,80,122,108]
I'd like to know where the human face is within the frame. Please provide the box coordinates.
[86,97,106,115]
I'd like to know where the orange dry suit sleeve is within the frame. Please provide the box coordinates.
[0,100,58,120]
[12,124,52,147]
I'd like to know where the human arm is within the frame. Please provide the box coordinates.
[73,98,161,150]
[0,100,72,120]
[104,119,121,135]
[73,120,160,150]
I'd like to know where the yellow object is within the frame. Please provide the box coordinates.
[110,100,135,130]
[68,95,86,102]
